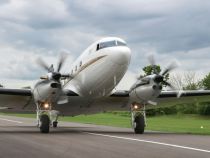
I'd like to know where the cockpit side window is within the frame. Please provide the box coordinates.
[116,40,126,46]
[96,44,100,51]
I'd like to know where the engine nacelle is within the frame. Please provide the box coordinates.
[130,84,161,103]
[33,80,61,104]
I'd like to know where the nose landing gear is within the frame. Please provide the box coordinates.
[36,102,59,133]
[131,103,146,134]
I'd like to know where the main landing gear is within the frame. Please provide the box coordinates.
[131,103,146,134]
[36,102,59,133]
[52,121,58,128]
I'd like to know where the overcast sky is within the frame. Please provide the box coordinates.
[0,0,210,88]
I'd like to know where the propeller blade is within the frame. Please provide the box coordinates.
[162,81,182,98]
[162,81,174,89]
[161,61,177,76]
[52,72,61,81]
[49,64,54,72]
[147,100,157,106]
[36,57,51,72]
[57,53,68,72]
[61,74,71,78]
[148,54,155,66]
[148,54,158,74]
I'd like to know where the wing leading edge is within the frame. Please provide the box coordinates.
[0,88,32,96]
[109,90,210,108]
[0,88,33,111]
[153,90,210,108]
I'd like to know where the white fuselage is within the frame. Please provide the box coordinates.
[64,37,131,97]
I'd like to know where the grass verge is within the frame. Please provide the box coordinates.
[1,112,210,135]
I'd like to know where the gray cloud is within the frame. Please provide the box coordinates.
[0,0,210,82]
[65,0,210,53]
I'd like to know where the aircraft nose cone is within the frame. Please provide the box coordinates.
[112,47,131,65]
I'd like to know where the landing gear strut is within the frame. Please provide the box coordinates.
[50,110,59,128]
[36,102,59,133]
[131,103,146,134]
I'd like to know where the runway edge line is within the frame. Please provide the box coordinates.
[84,132,210,153]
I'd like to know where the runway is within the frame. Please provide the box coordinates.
[0,115,210,158]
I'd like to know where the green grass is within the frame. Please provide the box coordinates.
[61,113,131,128]
[61,113,210,135]
[147,114,210,135]
[1,112,210,135]
[0,113,36,118]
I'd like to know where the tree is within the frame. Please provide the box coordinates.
[198,73,210,115]
[169,73,183,90]
[170,71,202,90]
[183,83,201,90]
[143,65,161,76]
[183,72,202,90]
[202,73,210,89]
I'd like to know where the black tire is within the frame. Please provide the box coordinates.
[134,115,145,134]
[40,114,50,133]
[53,121,58,128]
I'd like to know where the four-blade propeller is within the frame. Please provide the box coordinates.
[147,54,177,89]
[37,53,71,81]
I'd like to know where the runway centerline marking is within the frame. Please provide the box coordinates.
[85,132,210,153]
[0,117,23,124]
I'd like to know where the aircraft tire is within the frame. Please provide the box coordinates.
[40,114,50,133]
[53,121,58,128]
[134,114,145,134]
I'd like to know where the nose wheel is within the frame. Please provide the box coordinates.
[40,114,50,133]
[133,114,145,134]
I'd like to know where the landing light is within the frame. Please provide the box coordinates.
[134,105,139,110]
[44,103,50,109]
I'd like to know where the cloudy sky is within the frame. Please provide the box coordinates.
[0,0,210,88]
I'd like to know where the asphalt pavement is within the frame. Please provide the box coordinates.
[0,115,210,158]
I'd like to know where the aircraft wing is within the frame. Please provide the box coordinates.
[107,90,210,109]
[109,89,210,105]
[0,88,80,113]
[0,88,34,112]
[151,90,210,108]
[2,88,209,115]
[110,90,129,97]
[54,90,130,116]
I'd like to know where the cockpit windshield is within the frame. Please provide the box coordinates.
[96,40,126,51]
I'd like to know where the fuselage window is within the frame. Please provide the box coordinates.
[75,66,77,72]
[80,61,82,67]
